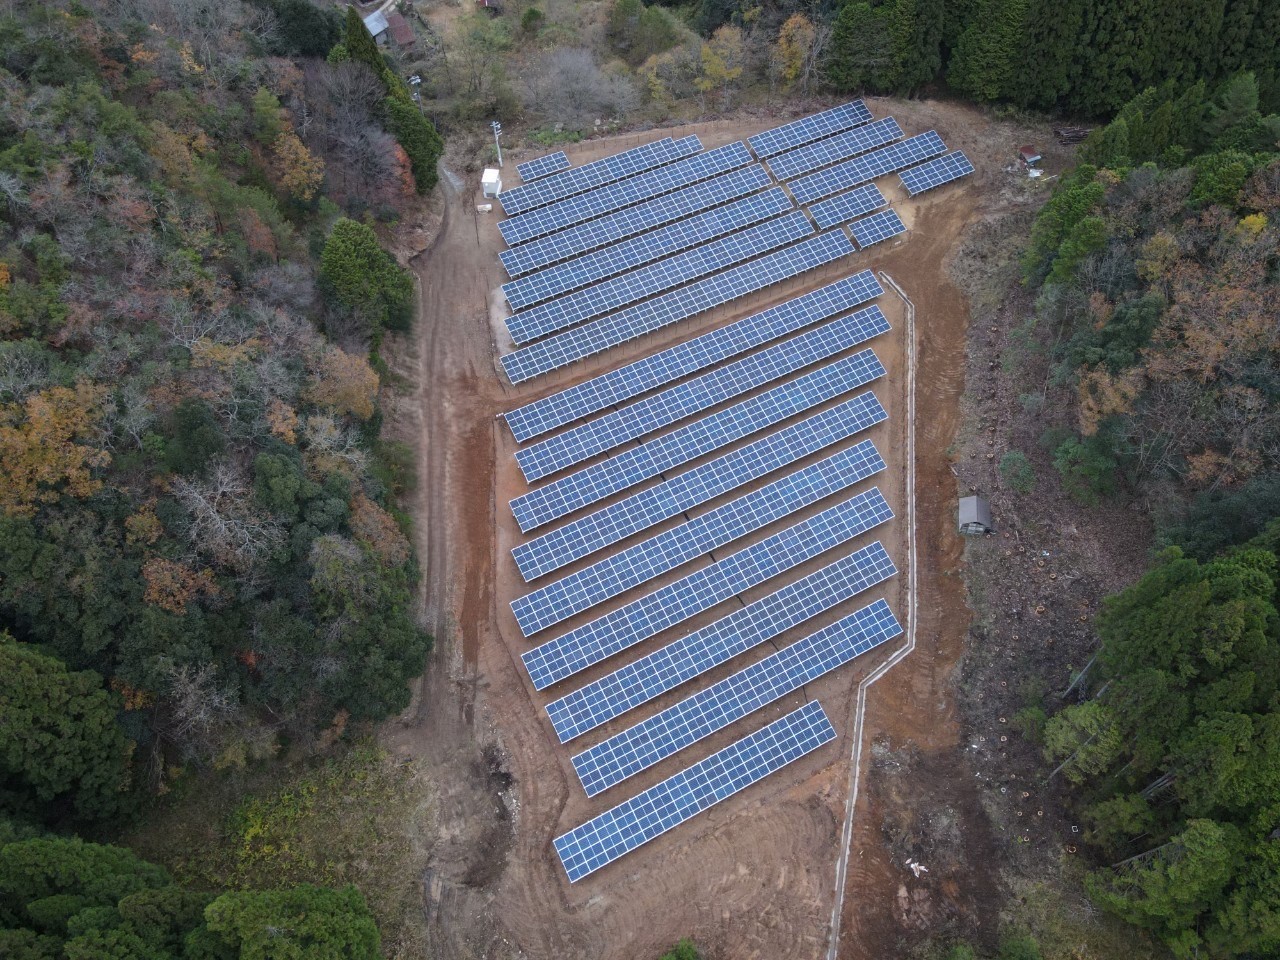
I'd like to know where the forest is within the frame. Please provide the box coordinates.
[394,0,1280,141]
[1,0,1278,956]
[1,0,442,951]
[985,70,1279,959]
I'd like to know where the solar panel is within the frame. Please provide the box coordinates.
[503,271,883,442]
[809,184,888,230]
[505,211,814,344]
[510,348,886,532]
[516,397,888,583]
[521,488,893,690]
[500,230,856,384]
[515,305,891,484]
[499,141,751,247]
[510,441,887,637]
[789,131,948,205]
[503,188,794,311]
[572,598,901,796]
[516,151,570,182]
[748,101,874,158]
[500,166,774,278]
[898,150,975,196]
[548,540,896,742]
[766,117,904,182]
[499,137,695,216]
[554,700,835,882]
[849,209,906,249]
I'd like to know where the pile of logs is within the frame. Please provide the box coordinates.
[1053,127,1092,145]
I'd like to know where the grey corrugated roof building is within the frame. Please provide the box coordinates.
[362,10,389,39]
[958,496,992,535]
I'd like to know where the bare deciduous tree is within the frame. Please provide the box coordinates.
[523,49,640,129]
[171,461,285,568]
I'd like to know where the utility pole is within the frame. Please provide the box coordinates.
[491,120,503,167]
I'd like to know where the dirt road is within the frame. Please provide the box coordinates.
[380,100,1061,959]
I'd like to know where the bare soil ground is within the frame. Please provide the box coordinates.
[377,98,1068,959]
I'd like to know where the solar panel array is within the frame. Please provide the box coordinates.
[516,397,887,583]
[503,271,883,442]
[502,188,794,310]
[521,488,893,690]
[516,151,571,182]
[510,349,886,532]
[499,137,695,216]
[505,211,814,344]
[547,539,896,742]
[515,305,891,483]
[555,700,835,882]
[499,140,749,247]
[899,151,975,196]
[573,598,902,796]
[501,230,855,384]
[500,166,774,278]
[809,184,888,230]
[766,117,904,182]
[489,108,947,880]
[748,101,873,158]
[510,441,886,636]
[850,209,907,249]
[789,131,948,205]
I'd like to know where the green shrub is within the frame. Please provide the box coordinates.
[999,451,1036,494]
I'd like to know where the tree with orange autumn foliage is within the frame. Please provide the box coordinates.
[305,346,380,420]
[0,1,429,776]
[272,130,325,202]
[267,398,300,444]
[142,557,220,614]
[0,383,110,517]
[349,493,409,566]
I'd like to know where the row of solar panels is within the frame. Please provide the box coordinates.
[511,348,887,532]
[498,112,896,316]
[514,304,891,487]
[522,488,894,690]
[512,97,874,210]
[499,105,884,258]
[504,199,906,345]
[497,150,956,377]
[497,152,951,338]
[555,600,902,881]
[511,435,889,636]
[555,700,835,882]
[499,117,970,369]
[502,108,973,883]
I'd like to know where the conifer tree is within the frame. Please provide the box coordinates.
[344,7,383,73]
[947,0,1028,101]
[826,2,893,91]
[383,98,444,194]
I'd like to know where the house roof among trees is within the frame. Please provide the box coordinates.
[386,11,415,46]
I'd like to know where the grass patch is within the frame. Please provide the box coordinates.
[1010,873,1166,960]
[123,744,436,960]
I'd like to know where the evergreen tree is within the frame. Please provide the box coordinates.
[382,98,444,194]
[947,0,1029,101]
[1080,116,1131,167]
[344,7,383,74]
[1014,0,1088,108]
[885,0,944,92]
[204,886,381,960]
[319,219,414,335]
[0,836,386,960]
[0,637,133,825]
[826,2,894,91]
